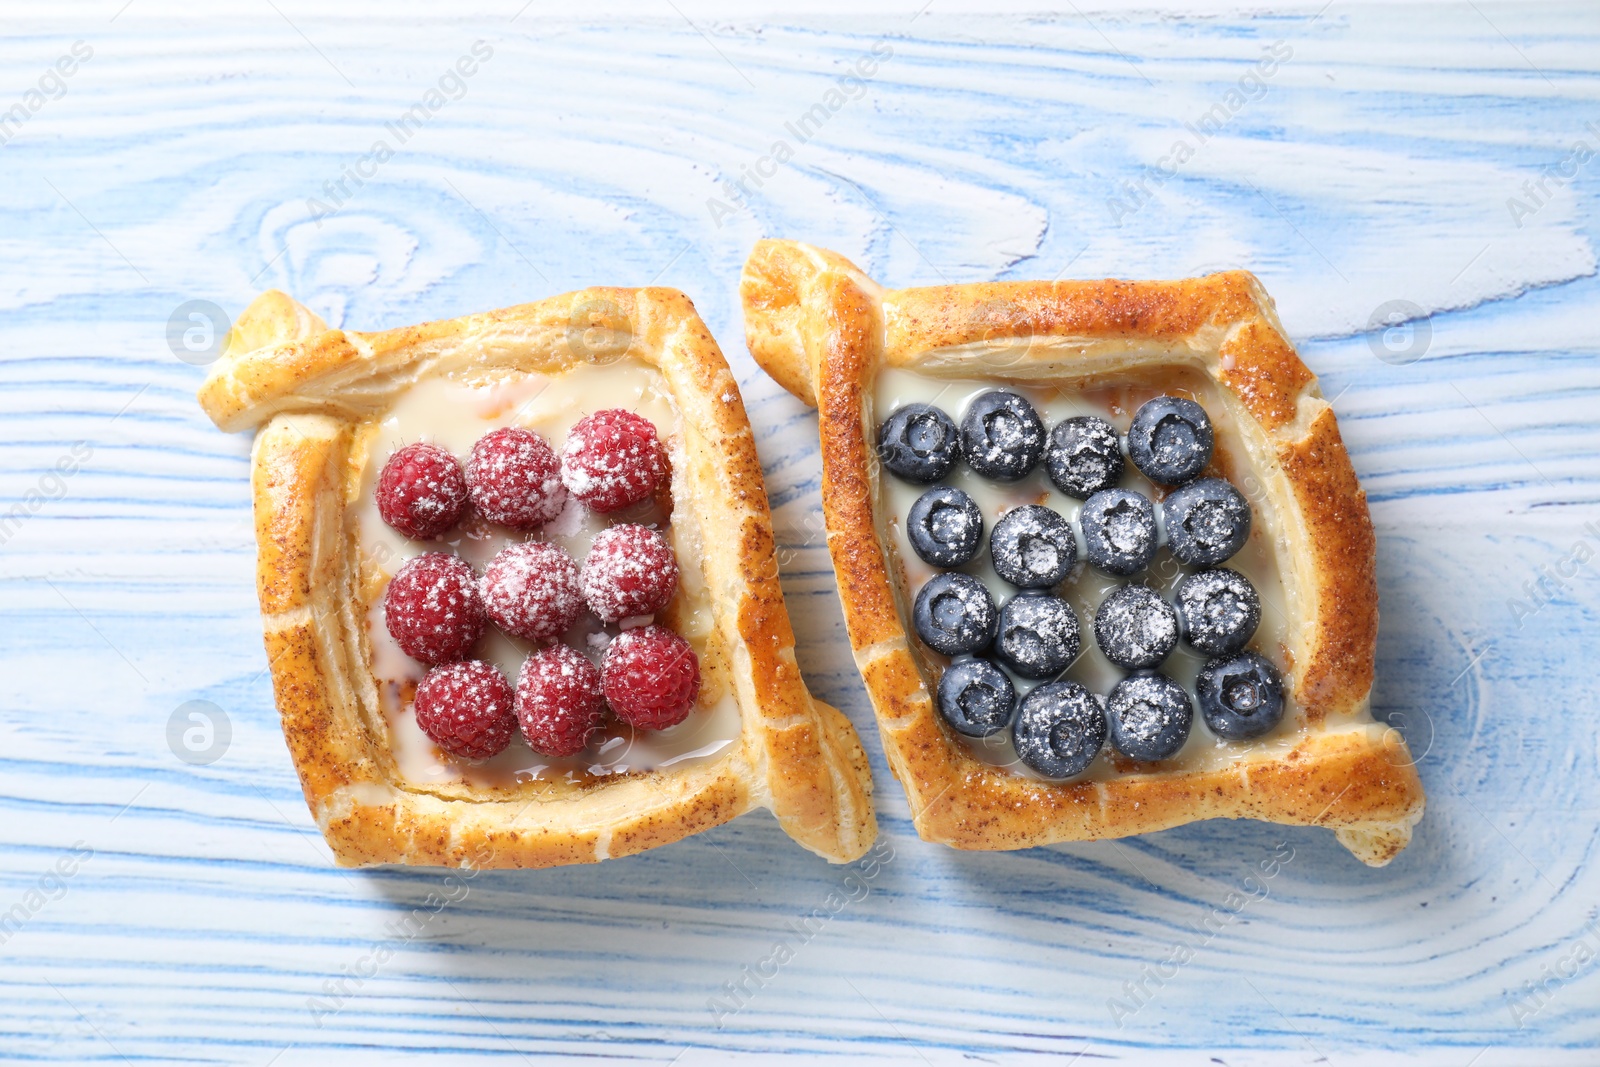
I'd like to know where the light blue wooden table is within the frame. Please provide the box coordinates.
[3,2,1597,1063]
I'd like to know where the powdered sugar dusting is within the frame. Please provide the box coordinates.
[542,491,589,539]
[413,660,516,760]
[515,644,605,757]
[382,552,485,663]
[376,442,468,540]
[1094,584,1178,670]
[581,523,679,623]
[876,367,1294,782]
[989,504,1076,588]
[601,625,700,730]
[1174,568,1262,656]
[1112,674,1189,743]
[466,426,567,528]
[560,408,669,512]
[479,541,583,644]
[995,592,1080,679]
[357,366,740,788]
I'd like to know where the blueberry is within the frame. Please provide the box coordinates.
[1196,651,1285,741]
[1127,396,1213,485]
[1093,585,1178,670]
[878,403,961,484]
[989,504,1077,589]
[906,486,984,567]
[1106,671,1193,761]
[1045,416,1125,499]
[993,591,1080,679]
[936,657,1016,738]
[1079,488,1158,576]
[1174,568,1261,656]
[1164,477,1251,566]
[912,572,997,656]
[1012,681,1106,779]
[960,390,1045,481]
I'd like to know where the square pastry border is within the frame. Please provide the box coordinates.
[740,239,1425,867]
[199,286,876,869]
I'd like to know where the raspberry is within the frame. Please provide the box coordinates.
[376,442,467,540]
[413,659,516,760]
[601,625,700,730]
[383,552,485,663]
[466,427,567,530]
[582,523,679,623]
[516,644,605,757]
[560,409,668,513]
[479,541,583,643]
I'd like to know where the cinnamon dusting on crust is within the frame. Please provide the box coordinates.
[740,239,1422,866]
[203,287,878,868]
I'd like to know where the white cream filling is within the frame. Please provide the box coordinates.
[874,367,1300,781]
[354,363,739,789]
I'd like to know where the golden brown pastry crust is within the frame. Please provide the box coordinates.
[740,239,1424,867]
[200,286,876,868]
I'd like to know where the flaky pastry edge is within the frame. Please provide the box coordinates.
[199,286,876,868]
[739,239,1424,867]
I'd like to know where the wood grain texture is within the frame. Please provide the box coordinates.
[1,1,1598,1063]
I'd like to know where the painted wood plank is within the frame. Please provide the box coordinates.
[1,2,1597,1063]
